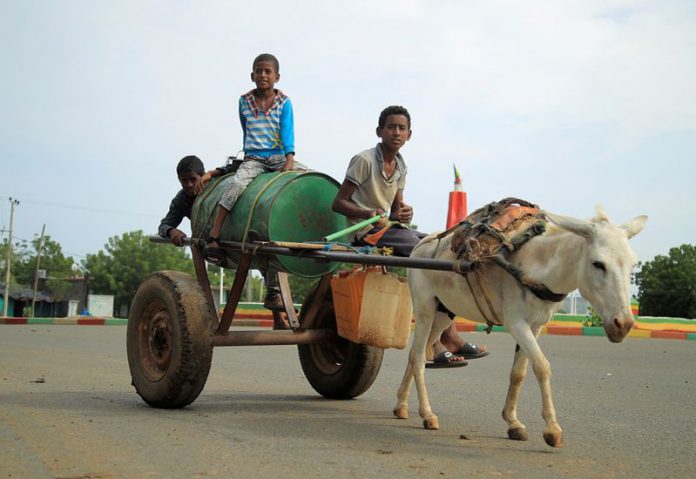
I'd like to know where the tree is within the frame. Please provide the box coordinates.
[13,235,76,297]
[634,244,696,319]
[2,235,75,295]
[82,230,194,312]
[287,274,321,305]
[0,238,23,287]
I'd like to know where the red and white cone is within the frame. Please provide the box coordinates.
[446,164,467,228]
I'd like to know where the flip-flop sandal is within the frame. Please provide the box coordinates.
[263,292,286,312]
[203,236,225,265]
[425,351,469,369]
[458,342,490,360]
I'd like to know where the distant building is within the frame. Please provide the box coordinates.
[0,284,55,317]
[560,291,589,315]
[1,276,90,318]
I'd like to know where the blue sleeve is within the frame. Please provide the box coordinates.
[280,98,295,156]
[239,97,247,147]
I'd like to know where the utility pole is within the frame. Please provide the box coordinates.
[3,198,19,317]
[219,266,224,308]
[31,224,46,317]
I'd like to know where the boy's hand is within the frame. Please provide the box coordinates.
[169,229,187,247]
[372,209,389,229]
[280,154,295,172]
[394,203,413,224]
[194,172,213,195]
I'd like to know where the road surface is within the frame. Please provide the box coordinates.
[1,325,694,478]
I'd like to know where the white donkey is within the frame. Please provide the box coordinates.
[393,208,647,448]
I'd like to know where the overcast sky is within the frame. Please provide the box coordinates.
[1,0,694,266]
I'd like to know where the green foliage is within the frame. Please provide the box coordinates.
[285,262,357,305]
[0,238,23,286]
[82,230,194,310]
[634,244,696,319]
[1,235,75,296]
[583,305,603,327]
[283,263,409,306]
[287,274,321,304]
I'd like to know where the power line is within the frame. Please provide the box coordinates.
[0,196,159,218]
[4,234,87,260]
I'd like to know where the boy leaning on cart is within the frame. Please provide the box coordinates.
[331,105,489,369]
[158,155,235,246]
[157,154,287,312]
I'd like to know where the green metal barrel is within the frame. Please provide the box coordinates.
[191,171,347,277]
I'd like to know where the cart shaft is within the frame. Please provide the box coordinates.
[213,329,337,347]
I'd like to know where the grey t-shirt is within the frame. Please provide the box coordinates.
[343,143,407,238]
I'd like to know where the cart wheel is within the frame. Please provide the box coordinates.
[127,270,213,408]
[298,281,383,399]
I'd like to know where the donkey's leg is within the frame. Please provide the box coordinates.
[507,322,563,448]
[501,324,542,441]
[394,292,435,420]
[413,311,451,430]
[393,303,444,422]
[393,359,414,419]
[502,343,530,441]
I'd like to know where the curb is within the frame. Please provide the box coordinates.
[453,320,695,340]
[0,317,128,326]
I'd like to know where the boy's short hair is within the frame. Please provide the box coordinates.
[253,53,280,73]
[176,155,205,176]
[378,105,411,129]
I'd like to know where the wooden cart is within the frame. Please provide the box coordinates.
[126,237,473,408]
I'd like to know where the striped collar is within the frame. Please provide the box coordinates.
[243,89,287,117]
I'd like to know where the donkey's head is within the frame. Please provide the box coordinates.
[545,208,647,343]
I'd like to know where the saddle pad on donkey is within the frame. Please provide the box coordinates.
[450,197,545,263]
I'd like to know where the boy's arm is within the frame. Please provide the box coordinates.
[333,180,388,228]
[389,190,414,224]
[281,152,295,171]
[158,195,187,245]
[194,165,235,195]
[239,97,247,149]
[280,99,295,171]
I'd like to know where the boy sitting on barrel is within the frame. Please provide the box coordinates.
[332,106,488,368]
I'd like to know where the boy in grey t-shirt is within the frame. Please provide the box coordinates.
[332,106,489,368]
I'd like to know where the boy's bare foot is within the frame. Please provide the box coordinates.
[203,236,225,264]
[272,311,291,330]
[263,291,286,312]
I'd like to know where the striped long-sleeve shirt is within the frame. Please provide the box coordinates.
[239,89,295,157]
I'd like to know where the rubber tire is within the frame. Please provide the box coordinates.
[298,280,383,399]
[127,270,213,408]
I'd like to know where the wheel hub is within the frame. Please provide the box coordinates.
[309,302,350,375]
[139,301,173,381]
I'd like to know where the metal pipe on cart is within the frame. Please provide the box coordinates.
[149,236,475,273]
[212,329,337,347]
[322,214,383,242]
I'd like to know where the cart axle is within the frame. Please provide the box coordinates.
[213,329,337,347]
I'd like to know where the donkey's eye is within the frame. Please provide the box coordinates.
[592,261,606,272]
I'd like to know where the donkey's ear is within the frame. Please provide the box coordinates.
[543,211,595,238]
[622,215,647,239]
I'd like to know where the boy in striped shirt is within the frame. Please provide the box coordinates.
[204,53,303,311]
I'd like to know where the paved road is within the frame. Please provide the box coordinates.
[1,325,694,478]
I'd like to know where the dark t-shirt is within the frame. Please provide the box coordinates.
[158,189,195,238]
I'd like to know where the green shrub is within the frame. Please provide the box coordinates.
[583,306,602,327]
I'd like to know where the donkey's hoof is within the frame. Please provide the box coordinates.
[393,405,409,419]
[543,431,564,448]
[423,416,440,430]
[507,426,528,441]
